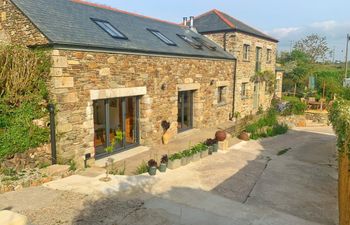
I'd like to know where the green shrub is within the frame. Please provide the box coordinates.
[281,96,307,116]
[134,161,149,175]
[245,108,288,140]
[0,45,51,160]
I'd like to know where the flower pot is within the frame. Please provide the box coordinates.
[192,152,201,162]
[181,157,190,166]
[215,130,227,141]
[148,166,157,176]
[168,159,181,169]
[208,146,214,155]
[159,163,167,172]
[238,132,250,141]
[200,149,209,158]
[213,143,218,152]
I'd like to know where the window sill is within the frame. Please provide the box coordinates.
[217,102,227,107]
[242,60,250,62]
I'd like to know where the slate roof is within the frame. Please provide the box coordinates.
[10,0,234,60]
[193,9,278,43]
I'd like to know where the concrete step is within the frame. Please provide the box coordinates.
[145,189,323,225]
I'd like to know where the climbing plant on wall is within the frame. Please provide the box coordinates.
[0,45,51,160]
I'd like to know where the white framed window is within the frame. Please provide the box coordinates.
[241,82,248,98]
[243,44,250,61]
[267,49,272,63]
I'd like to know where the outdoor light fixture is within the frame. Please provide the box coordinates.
[161,83,167,90]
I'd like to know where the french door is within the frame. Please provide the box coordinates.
[178,91,194,132]
[93,96,139,158]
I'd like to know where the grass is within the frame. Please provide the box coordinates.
[134,161,149,175]
[277,148,292,156]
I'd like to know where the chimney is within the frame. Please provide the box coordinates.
[183,17,188,26]
[189,16,194,28]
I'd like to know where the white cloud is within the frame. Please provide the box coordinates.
[310,20,337,30]
[268,27,300,39]
[268,20,350,60]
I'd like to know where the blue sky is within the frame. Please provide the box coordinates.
[92,0,350,60]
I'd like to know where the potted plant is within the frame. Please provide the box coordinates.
[181,149,192,165]
[148,159,157,176]
[168,153,182,169]
[199,143,209,158]
[205,138,218,154]
[159,155,168,172]
[191,145,201,162]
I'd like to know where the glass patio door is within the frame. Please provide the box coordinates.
[253,82,260,109]
[178,91,193,132]
[93,96,139,158]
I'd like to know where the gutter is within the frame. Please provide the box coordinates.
[46,43,236,61]
[231,58,238,120]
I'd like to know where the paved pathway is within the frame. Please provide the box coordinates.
[0,126,338,225]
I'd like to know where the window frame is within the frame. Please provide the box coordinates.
[217,86,226,105]
[192,37,216,51]
[147,28,177,46]
[91,18,128,40]
[267,49,272,64]
[243,44,250,61]
[241,82,249,99]
[177,34,202,49]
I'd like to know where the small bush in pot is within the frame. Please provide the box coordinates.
[181,149,192,165]
[199,143,209,158]
[148,159,158,176]
[168,153,182,169]
[159,155,168,172]
[205,138,218,154]
[191,145,201,162]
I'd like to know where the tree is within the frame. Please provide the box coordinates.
[294,34,330,62]
[279,50,313,96]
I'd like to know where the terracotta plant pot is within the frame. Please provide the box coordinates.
[215,130,227,141]
[238,132,250,141]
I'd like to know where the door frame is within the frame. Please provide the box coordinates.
[94,96,140,159]
[178,90,194,133]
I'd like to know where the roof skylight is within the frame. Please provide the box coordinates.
[192,37,217,51]
[177,34,202,49]
[148,29,176,46]
[91,18,127,39]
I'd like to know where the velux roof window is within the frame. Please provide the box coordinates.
[148,29,176,46]
[91,18,127,39]
[192,37,217,51]
[177,34,202,49]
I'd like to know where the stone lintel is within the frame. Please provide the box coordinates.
[177,83,200,92]
[90,87,147,100]
[216,81,230,87]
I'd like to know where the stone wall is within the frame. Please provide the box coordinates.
[0,144,52,171]
[0,0,49,46]
[205,31,279,116]
[50,49,235,164]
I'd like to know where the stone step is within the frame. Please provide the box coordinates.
[146,189,322,225]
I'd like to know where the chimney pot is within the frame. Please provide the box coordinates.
[189,16,194,28]
[183,17,188,26]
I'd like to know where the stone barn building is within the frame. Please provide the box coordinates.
[0,0,237,165]
[192,9,281,116]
